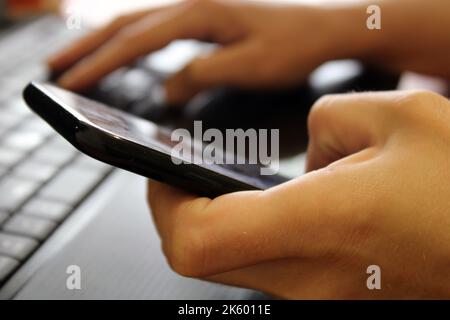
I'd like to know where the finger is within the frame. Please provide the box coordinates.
[147,163,377,278]
[47,8,162,73]
[306,91,400,172]
[205,257,367,299]
[147,180,208,239]
[58,0,238,91]
[164,42,263,104]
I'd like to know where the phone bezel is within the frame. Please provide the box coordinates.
[23,81,266,198]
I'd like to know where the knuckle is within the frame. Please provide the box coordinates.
[165,225,208,278]
[388,90,450,123]
[111,14,131,27]
[311,94,341,115]
[186,0,215,11]
[185,58,207,86]
[175,0,218,38]
[405,89,443,104]
[164,199,212,277]
[308,94,340,136]
[394,90,445,111]
[253,54,285,83]
[115,27,137,43]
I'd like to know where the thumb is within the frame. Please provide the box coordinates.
[306,91,399,172]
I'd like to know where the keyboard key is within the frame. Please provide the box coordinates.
[3,215,57,241]
[0,147,24,168]
[18,117,54,137]
[14,161,59,182]
[16,63,47,80]
[0,233,38,260]
[0,126,8,138]
[0,109,25,129]
[0,256,19,282]
[0,212,9,225]
[0,177,40,212]
[21,198,71,223]
[32,143,77,167]
[3,99,32,117]
[39,166,103,204]
[0,86,18,99]
[0,126,9,138]
[3,131,46,152]
[75,154,112,174]
[48,135,78,153]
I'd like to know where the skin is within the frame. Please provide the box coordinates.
[48,0,450,298]
[148,90,450,299]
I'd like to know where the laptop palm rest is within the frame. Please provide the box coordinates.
[2,171,257,299]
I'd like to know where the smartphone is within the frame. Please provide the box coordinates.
[23,82,289,198]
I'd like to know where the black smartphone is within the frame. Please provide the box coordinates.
[23,82,289,198]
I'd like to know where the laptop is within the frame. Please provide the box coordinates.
[0,15,399,299]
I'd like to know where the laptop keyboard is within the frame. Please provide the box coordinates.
[0,17,114,285]
[0,14,215,285]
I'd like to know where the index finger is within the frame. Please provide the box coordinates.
[47,8,162,73]
[146,164,375,277]
[58,1,221,91]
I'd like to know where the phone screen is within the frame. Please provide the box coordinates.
[40,83,288,190]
